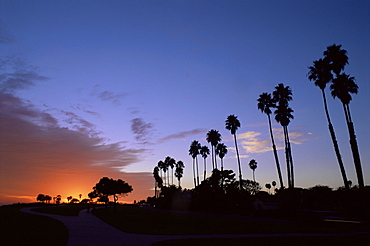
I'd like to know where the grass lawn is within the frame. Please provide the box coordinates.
[92,205,352,235]
[152,235,370,246]
[0,203,68,246]
[32,203,89,216]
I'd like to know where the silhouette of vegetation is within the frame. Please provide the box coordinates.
[257,92,284,188]
[36,194,52,203]
[225,115,243,190]
[90,177,133,210]
[199,145,210,181]
[248,159,257,183]
[206,129,221,170]
[215,142,227,171]
[174,160,184,188]
[273,83,295,188]
[189,140,201,187]
[308,44,363,189]
[308,48,349,189]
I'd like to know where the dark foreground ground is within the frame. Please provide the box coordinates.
[1,203,369,245]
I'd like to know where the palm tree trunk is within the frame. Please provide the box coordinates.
[196,156,200,186]
[172,168,174,186]
[192,158,196,187]
[203,158,207,181]
[343,104,364,188]
[285,126,294,188]
[234,133,243,190]
[214,147,218,170]
[211,146,215,170]
[321,90,349,189]
[267,114,284,188]
[283,126,292,188]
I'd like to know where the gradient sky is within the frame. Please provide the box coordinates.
[1,0,369,204]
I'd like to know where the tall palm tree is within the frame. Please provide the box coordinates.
[249,159,258,183]
[200,145,210,181]
[257,92,284,188]
[330,73,364,188]
[175,160,185,188]
[273,83,294,188]
[206,129,221,170]
[225,115,243,190]
[216,143,228,171]
[323,44,348,76]
[164,156,176,186]
[189,140,201,187]
[157,160,166,186]
[153,166,163,198]
[308,58,349,189]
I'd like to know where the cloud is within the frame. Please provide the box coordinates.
[237,129,311,154]
[159,128,207,142]
[130,118,155,144]
[97,90,128,105]
[0,92,152,204]
[0,56,49,94]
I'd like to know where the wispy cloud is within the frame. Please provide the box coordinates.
[237,128,311,154]
[130,117,155,144]
[97,90,128,105]
[159,128,207,142]
[0,56,49,93]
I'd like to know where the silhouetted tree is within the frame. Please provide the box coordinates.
[249,159,257,183]
[175,160,185,187]
[157,160,165,185]
[206,129,222,170]
[273,83,294,188]
[36,194,45,203]
[331,73,364,188]
[189,140,201,187]
[67,196,72,203]
[200,145,210,181]
[153,166,163,199]
[164,156,176,186]
[216,143,228,171]
[56,195,61,204]
[308,57,349,189]
[225,115,243,190]
[257,92,284,188]
[92,177,133,210]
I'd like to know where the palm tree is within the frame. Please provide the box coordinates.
[257,92,284,188]
[216,143,228,171]
[225,115,243,190]
[175,160,185,188]
[273,83,294,188]
[308,58,349,189]
[323,44,348,76]
[157,160,166,186]
[189,140,201,187]
[249,159,258,183]
[206,129,221,170]
[330,73,364,188]
[153,166,163,198]
[164,156,176,186]
[200,145,210,181]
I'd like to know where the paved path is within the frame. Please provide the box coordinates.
[21,207,358,246]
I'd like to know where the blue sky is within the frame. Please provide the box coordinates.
[1,0,369,203]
